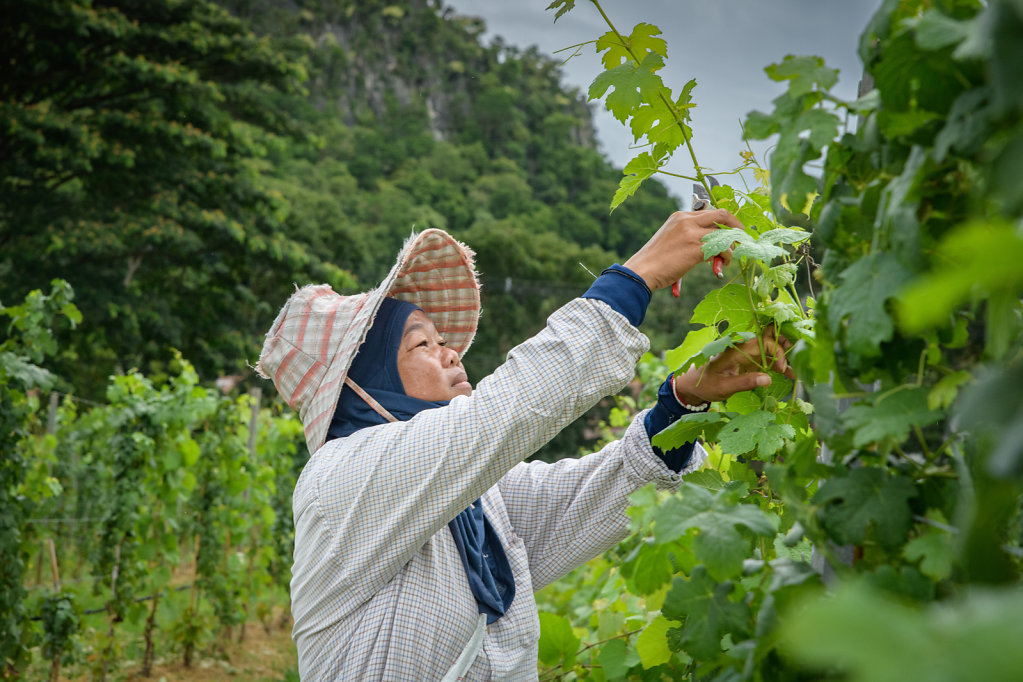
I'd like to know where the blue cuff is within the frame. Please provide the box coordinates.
[581,263,651,328]
[644,373,697,473]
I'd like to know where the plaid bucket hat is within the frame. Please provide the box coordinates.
[256,229,480,454]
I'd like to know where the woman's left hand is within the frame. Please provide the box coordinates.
[672,326,794,406]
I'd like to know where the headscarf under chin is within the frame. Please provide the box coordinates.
[327,296,515,625]
[327,297,443,439]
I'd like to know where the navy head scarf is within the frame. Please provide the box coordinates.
[328,297,514,625]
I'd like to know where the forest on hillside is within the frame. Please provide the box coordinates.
[1,0,710,406]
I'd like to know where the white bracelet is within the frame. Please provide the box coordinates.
[671,374,709,412]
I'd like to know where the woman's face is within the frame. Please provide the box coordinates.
[396,310,473,401]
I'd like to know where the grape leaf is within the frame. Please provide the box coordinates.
[840,387,942,447]
[927,370,971,411]
[897,220,1023,332]
[651,411,725,452]
[627,542,675,595]
[630,81,696,151]
[734,239,788,262]
[588,52,665,123]
[545,0,575,21]
[814,467,916,550]
[538,612,579,668]
[912,10,974,50]
[903,531,953,581]
[700,228,747,258]
[691,283,757,332]
[828,252,913,357]
[716,410,795,457]
[662,565,751,659]
[611,152,661,210]
[0,351,57,390]
[683,468,727,491]
[665,326,718,372]
[596,23,667,69]
[599,638,640,679]
[652,484,777,580]
[764,55,839,97]
[758,227,810,245]
[756,263,798,299]
[701,227,800,262]
[635,616,674,668]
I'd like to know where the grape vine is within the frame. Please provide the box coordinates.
[0,282,307,680]
[538,0,1023,679]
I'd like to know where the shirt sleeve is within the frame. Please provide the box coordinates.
[299,298,650,609]
[643,373,700,472]
[496,411,706,592]
[580,263,651,328]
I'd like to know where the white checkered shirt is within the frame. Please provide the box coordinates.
[290,298,707,680]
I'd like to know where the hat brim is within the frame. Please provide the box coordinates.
[300,229,480,454]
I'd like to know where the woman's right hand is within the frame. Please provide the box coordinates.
[623,210,743,291]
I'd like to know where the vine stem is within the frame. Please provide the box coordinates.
[742,265,769,371]
[539,627,643,681]
[588,0,714,201]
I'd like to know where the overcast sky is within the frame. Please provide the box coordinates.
[443,0,881,205]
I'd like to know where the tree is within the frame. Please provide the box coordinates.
[0,0,350,394]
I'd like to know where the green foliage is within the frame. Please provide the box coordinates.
[0,0,345,394]
[3,0,685,413]
[540,0,1023,679]
[0,282,81,677]
[782,582,1023,682]
[2,282,305,677]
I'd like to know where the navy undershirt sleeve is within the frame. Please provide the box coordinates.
[581,263,651,328]
[643,373,698,473]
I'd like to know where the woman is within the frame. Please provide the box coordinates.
[257,210,790,680]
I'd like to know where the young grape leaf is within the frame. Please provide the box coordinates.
[661,565,751,660]
[828,252,913,357]
[691,283,757,332]
[683,468,728,491]
[588,52,665,123]
[611,152,661,210]
[734,239,788,262]
[724,389,761,415]
[652,484,777,580]
[764,55,839,97]
[840,387,941,447]
[596,23,667,69]
[758,227,810,246]
[700,228,747,258]
[651,411,725,452]
[665,326,718,372]
[630,83,695,151]
[814,467,916,551]
[928,370,971,410]
[635,616,675,668]
[717,410,796,457]
[545,0,576,21]
[903,531,953,581]
[755,263,798,299]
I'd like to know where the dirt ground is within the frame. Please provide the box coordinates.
[140,620,297,682]
[56,614,297,682]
